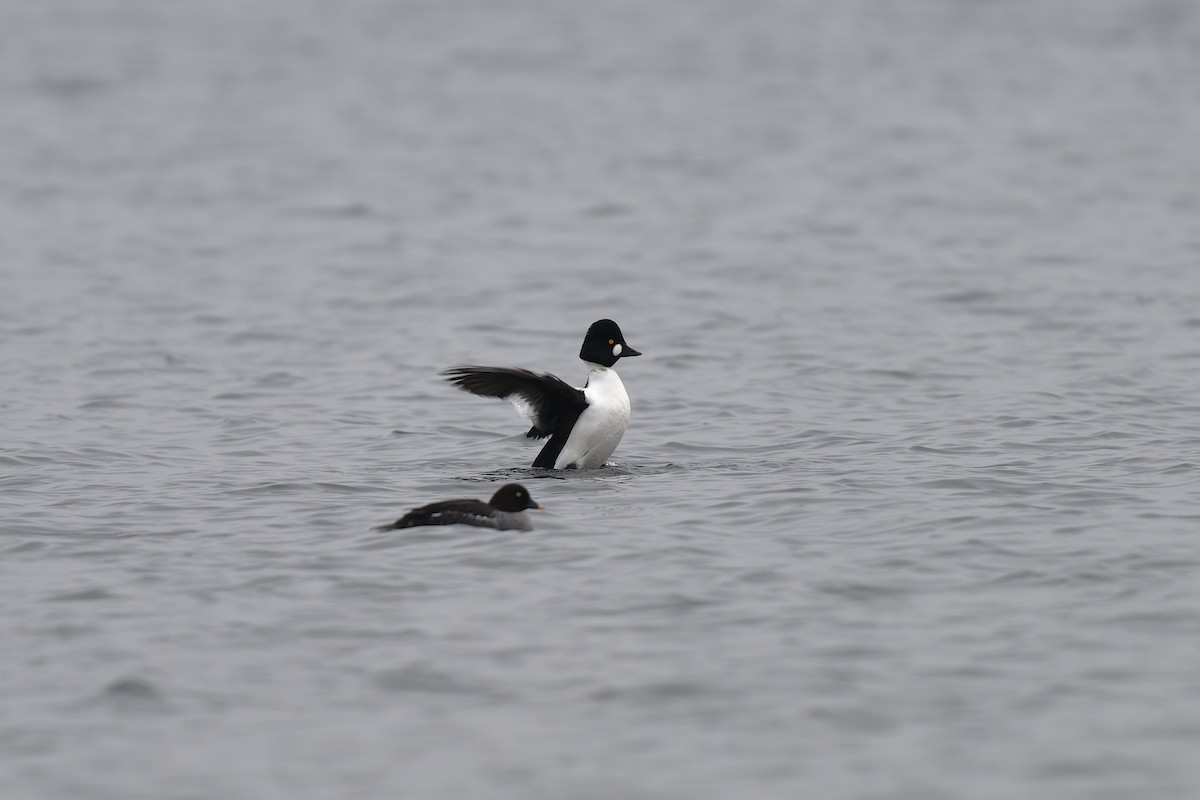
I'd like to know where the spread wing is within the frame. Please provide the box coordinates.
[376,499,500,530]
[442,366,587,439]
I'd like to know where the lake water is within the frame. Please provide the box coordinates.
[3,0,1200,798]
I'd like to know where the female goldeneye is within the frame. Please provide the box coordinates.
[442,319,642,469]
[375,483,543,531]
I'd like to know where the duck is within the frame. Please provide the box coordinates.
[442,319,641,469]
[375,483,543,531]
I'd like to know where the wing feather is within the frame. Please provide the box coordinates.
[442,366,586,438]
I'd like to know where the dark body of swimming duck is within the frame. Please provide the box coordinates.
[375,483,543,531]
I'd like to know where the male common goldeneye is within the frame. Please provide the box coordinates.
[375,483,543,531]
[442,319,642,469]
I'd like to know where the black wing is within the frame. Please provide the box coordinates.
[376,499,500,530]
[442,366,587,440]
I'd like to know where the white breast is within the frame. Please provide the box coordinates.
[553,365,631,469]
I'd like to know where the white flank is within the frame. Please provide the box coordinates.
[553,364,631,469]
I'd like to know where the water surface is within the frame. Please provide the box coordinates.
[3,1,1200,798]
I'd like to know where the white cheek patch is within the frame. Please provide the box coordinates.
[612,343,622,357]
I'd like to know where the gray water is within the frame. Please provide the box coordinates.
[4,1,1200,798]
